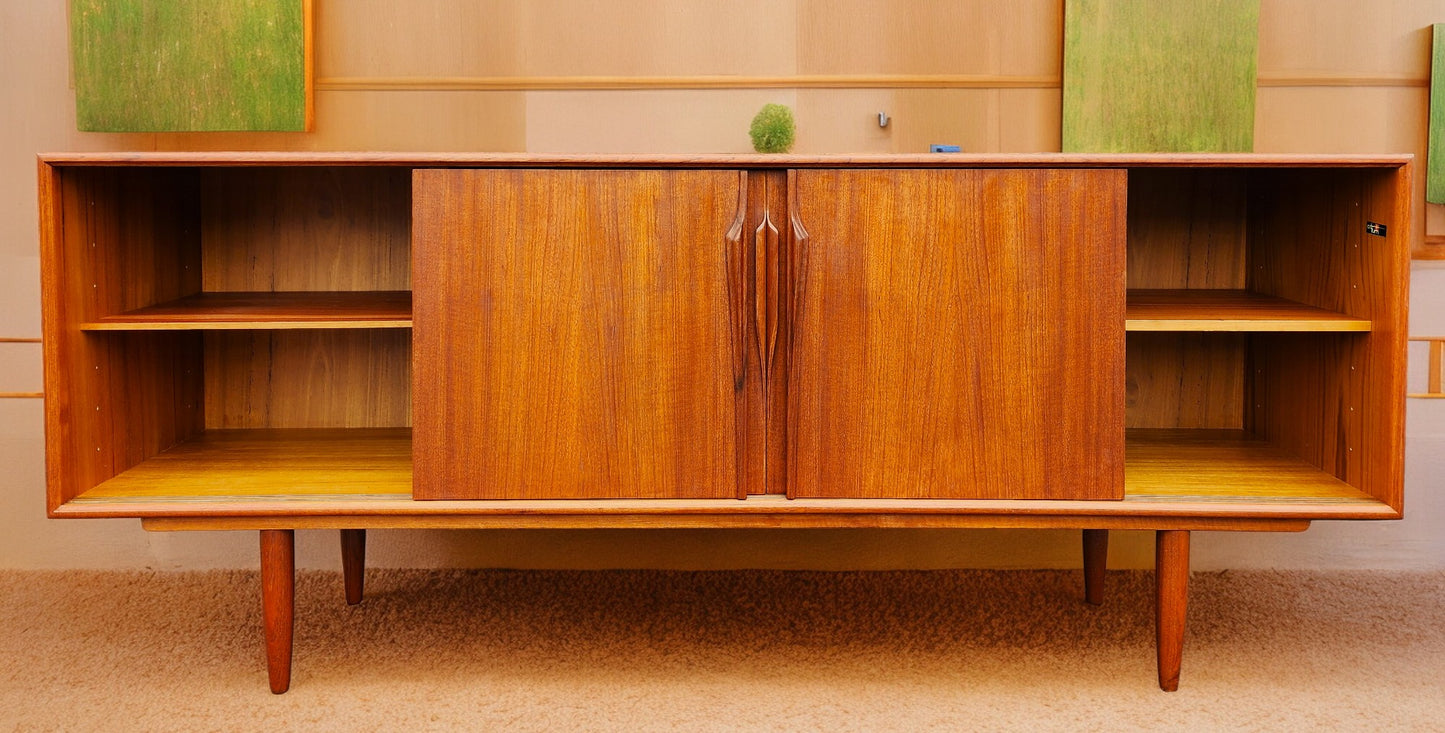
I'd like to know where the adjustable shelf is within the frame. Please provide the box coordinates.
[81,291,413,330]
[1125,289,1370,332]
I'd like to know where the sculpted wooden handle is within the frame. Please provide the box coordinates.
[724,172,749,392]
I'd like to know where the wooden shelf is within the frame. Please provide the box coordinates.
[59,427,1391,524]
[1124,428,1374,503]
[81,291,413,330]
[78,429,413,500]
[1125,289,1370,332]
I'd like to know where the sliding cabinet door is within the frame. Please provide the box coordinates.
[788,169,1126,499]
[413,169,747,499]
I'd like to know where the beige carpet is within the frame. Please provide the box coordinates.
[1,568,1442,731]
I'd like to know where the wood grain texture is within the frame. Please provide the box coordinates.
[70,0,312,132]
[788,169,1126,499]
[340,529,365,605]
[739,170,793,495]
[204,330,411,429]
[82,291,412,330]
[138,514,1316,532]
[1126,334,1244,429]
[1083,528,1108,605]
[37,152,1417,168]
[80,429,411,499]
[200,167,411,292]
[1126,170,1247,289]
[63,430,1385,522]
[260,529,294,694]
[41,164,205,512]
[1155,529,1190,692]
[1247,168,1409,510]
[1125,429,1371,502]
[1125,290,1370,331]
[412,169,744,499]
[1063,0,1259,152]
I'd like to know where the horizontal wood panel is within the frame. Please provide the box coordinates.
[59,428,1389,523]
[1126,429,1370,501]
[1126,289,1371,331]
[83,429,411,498]
[82,291,412,330]
[40,152,1417,167]
[136,515,1318,531]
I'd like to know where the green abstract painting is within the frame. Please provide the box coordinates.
[1428,24,1445,203]
[1063,0,1259,152]
[70,0,311,132]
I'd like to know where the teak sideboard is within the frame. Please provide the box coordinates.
[37,152,1410,693]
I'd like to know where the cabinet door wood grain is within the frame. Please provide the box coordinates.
[788,169,1126,499]
[412,169,746,499]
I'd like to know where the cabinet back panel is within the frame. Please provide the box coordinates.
[203,330,412,429]
[1127,169,1247,289]
[789,169,1126,500]
[1125,333,1244,429]
[200,168,411,292]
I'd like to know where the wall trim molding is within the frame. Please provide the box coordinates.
[315,74,1062,91]
[317,73,1430,93]
[1257,73,1427,88]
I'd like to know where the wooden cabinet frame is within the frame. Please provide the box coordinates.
[37,152,1411,693]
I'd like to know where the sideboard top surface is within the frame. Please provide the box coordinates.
[37,151,1414,169]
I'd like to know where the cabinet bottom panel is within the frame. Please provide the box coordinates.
[59,428,1387,524]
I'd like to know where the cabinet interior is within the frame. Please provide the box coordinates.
[1123,167,1404,510]
[47,166,414,508]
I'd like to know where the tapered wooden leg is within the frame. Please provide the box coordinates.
[341,529,366,605]
[1156,529,1190,692]
[260,529,295,694]
[1082,529,1108,605]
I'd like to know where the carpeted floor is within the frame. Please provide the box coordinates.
[1,568,1442,731]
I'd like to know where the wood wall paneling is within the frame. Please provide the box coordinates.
[796,0,1061,76]
[519,0,793,78]
[788,169,1126,500]
[1257,0,1440,78]
[523,91,797,154]
[889,89,1062,154]
[315,0,520,78]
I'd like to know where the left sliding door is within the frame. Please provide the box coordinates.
[412,169,748,500]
